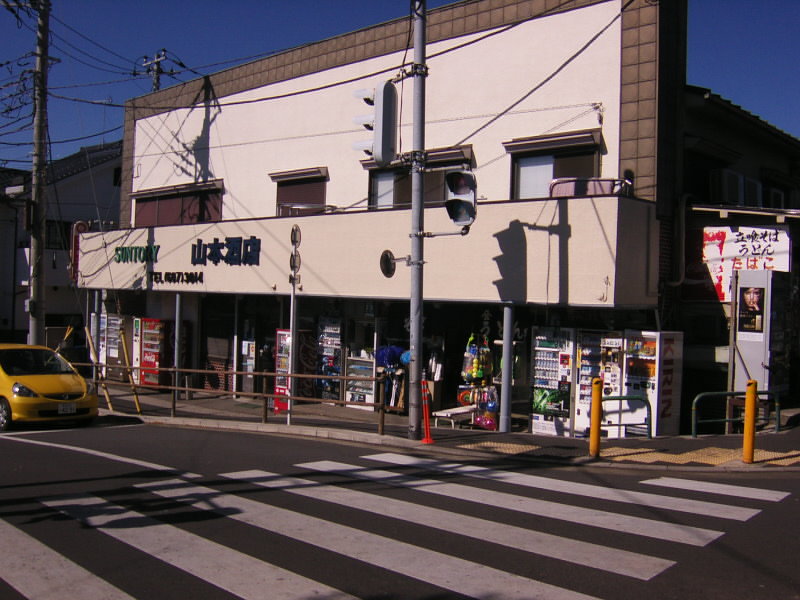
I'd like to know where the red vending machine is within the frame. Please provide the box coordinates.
[274,329,315,412]
[137,317,164,386]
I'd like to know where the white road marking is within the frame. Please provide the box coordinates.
[0,517,136,600]
[363,453,761,521]
[43,494,356,600]
[137,478,600,600]
[222,468,675,581]
[640,477,790,502]
[297,460,724,547]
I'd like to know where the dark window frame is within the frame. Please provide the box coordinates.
[132,180,223,227]
[364,145,475,210]
[269,167,329,216]
[504,129,602,200]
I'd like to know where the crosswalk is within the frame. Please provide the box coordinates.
[1,452,791,600]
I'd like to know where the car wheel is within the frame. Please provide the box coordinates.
[0,398,11,432]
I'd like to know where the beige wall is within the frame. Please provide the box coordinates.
[130,2,622,220]
[78,193,657,307]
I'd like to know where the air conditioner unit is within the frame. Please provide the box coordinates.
[768,188,785,209]
[711,169,744,206]
[744,178,762,207]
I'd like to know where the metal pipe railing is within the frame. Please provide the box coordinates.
[691,389,780,438]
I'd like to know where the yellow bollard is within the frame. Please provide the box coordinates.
[589,377,603,458]
[742,379,757,464]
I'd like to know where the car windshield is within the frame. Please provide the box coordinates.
[0,348,75,376]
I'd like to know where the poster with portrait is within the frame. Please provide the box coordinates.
[737,286,764,333]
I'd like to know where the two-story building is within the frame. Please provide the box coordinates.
[1,141,122,349]
[75,0,800,435]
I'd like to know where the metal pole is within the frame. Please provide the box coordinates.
[499,304,513,432]
[173,293,182,410]
[92,291,101,380]
[28,0,50,346]
[232,295,240,397]
[288,272,297,426]
[408,0,426,440]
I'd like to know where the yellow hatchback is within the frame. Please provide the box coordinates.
[0,344,98,431]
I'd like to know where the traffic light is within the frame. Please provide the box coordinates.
[353,80,398,167]
[445,170,477,227]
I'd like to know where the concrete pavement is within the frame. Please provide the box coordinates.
[98,388,800,471]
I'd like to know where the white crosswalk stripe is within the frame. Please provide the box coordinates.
[1,455,792,600]
[137,478,599,600]
[362,452,763,521]
[220,468,675,581]
[42,494,356,600]
[297,460,724,546]
[0,518,136,600]
[639,477,791,502]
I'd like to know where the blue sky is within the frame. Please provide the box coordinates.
[1,0,798,164]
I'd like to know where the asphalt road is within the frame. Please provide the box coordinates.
[1,418,798,600]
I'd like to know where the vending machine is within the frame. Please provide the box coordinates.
[274,329,315,412]
[136,317,165,386]
[619,330,683,437]
[317,317,342,401]
[571,331,624,436]
[529,328,575,436]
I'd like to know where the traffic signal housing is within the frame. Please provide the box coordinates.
[353,80,398,167]
[445,170,477,228]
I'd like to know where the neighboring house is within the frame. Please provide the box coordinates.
[75,0,800,435]
[0,141,121,345]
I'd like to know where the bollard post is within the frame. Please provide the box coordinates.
[589,377,602,458]
[742,379,757,464]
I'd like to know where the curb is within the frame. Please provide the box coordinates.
[98,410,800,472]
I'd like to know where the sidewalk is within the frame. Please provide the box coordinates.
[98,389,800,471]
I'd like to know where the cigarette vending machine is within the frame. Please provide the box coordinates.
[572,331,624,436]
[580,330,683,438]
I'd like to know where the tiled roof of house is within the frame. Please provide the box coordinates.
[46,140,122,183]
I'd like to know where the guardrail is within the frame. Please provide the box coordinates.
[691,389,781,438]
[599,394,653,440]
[73,361,400,436]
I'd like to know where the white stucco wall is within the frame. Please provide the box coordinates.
[82,1,659,308]
[131,2,622,216]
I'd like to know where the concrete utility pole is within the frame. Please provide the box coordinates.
[408,0,427,440]
[28,0,50,346]
[143,50,167,92]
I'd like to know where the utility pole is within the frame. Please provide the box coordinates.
[408,0,427,440]
[142,50,167,92]
[28,0,50,346]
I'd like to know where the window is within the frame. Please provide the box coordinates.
[133,180,223,227]
[365,145,474,209]
[504,130,601,199]
[269,167,328,216]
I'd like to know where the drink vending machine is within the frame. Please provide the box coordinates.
[530,328,682,438]
[529,328,575,436]
[274,329,315,412]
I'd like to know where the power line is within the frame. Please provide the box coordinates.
[49,12,134,66]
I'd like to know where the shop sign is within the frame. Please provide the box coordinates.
[701,226,790,302]
[114,244,160,263]
[191,236,261,266]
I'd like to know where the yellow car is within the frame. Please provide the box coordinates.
[0,344,98,431]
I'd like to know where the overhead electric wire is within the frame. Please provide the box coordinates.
[49,12,134,66]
